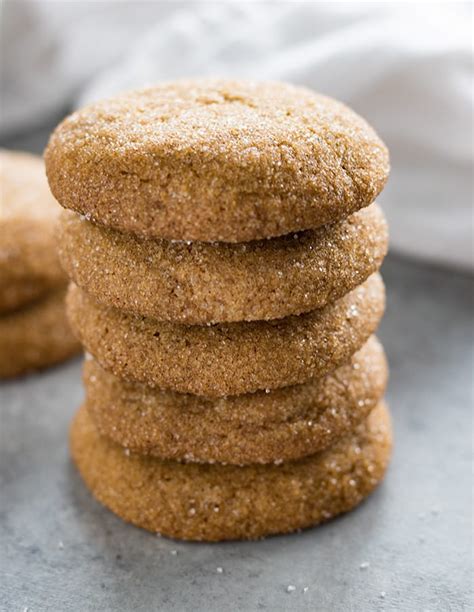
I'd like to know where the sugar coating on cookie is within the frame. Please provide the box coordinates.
[45,79,389,242]
[0,150,66,313]
[0,287,81,378]
[84,336,387,465]
[70,401,392,541]
[67,273,385,396]
[59,203,388,324]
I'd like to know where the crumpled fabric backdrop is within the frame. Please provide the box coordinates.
[1,1,472,269]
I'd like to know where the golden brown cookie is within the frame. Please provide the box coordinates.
[67,273,385,397]
[71,401,392,541]
[59,204,388,324]
[0,287,81,378]
[85,336,387,465]
[0,150,66,314]
[45,79,389,242]
[0,277,50,318]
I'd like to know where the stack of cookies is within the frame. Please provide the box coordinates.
[45,80,391,541]
[0,150,80,378]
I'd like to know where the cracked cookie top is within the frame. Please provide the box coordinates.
[45,79,389,242]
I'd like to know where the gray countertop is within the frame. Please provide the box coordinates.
[1,254,472,612]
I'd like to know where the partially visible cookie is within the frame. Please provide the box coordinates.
[46,79,389,242]
[0,287,81,378]
[59,204,388,324]
[71,401,392,541]
[85,336,387,465]
[0,277,50,317]
[67,273,385,397]
[0,150,66,313]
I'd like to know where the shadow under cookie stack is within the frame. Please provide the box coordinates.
[46,80,392,541]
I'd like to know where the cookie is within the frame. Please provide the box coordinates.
[0,278,52,318]
[85,336,387,465]
[0,287,81,378]
[59,204,388,324]
[0,150,66,314]
[45,79,389,242]
[67,273,385,397]
[71,401,391,541]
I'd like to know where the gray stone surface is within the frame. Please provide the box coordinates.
[1,254,472,612]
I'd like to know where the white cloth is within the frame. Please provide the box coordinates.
[1,2,472,269]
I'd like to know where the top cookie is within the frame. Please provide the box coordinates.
[45,79,389,242]
[0,150,66,313]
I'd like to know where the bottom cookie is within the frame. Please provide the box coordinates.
[0,287,81,378]
[70,402,392,541]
